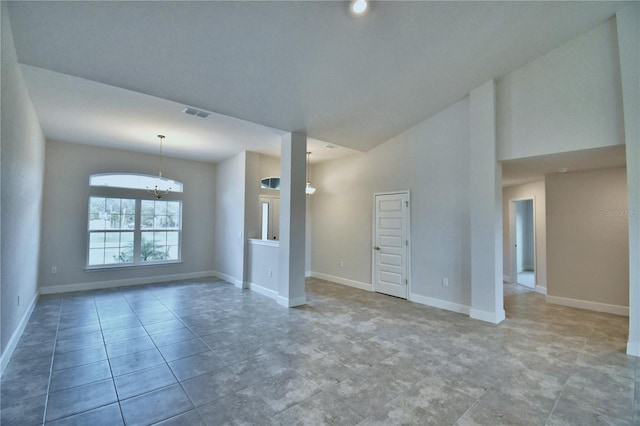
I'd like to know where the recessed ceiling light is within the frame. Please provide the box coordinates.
[351,0,368,15]
[325,144,337,149]
[558,167,569,173]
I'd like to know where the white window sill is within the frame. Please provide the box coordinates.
[85,260,182,272]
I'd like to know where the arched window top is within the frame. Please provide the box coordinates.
[261,177,280,190]
[90,173,183,192]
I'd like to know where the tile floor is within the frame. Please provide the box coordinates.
[1,277,637,425]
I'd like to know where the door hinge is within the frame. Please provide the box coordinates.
[405,240,408,246]
[405,201,409,207]
[405,279,408,284]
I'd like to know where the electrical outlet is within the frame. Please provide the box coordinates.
[442,278,449,287]
[339,261,344,268]
[51,266,57,274]
[268,269,272,277]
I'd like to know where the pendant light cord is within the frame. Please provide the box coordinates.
[158,134,165,179]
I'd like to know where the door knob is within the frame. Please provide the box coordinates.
[374,246,380,251]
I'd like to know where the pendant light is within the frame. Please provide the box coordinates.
[147,134,171,199]
[306,151,316,195]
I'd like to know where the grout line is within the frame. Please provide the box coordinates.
[122,285,205,423]
[94,294,127,425]
[454,375,501,424]
[40,298,64,425]
[545,382,568,426]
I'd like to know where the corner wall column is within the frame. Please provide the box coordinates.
[616,5,640,356]
[278,132,307,307]
[469,80,505,324]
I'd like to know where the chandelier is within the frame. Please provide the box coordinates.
[147,134,172,199]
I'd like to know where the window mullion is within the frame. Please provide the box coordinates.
[133,199,142,263]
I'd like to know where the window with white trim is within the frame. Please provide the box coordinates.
[87,174,183,268]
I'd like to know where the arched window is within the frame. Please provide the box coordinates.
[87,173,183,268]
[89,173,183,192]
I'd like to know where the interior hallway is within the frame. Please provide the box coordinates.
[1,277,636,425]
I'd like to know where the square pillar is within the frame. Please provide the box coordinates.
[469,80,505,324]
[616,5,640,356]
[278,132,307,307]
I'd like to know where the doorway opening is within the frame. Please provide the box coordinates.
[510,198,536,290]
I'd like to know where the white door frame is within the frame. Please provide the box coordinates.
[372,190,411,299]
[509,196,537,288]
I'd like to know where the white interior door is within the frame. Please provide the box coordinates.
[373,192,409,299]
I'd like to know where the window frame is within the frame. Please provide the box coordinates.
[86,176,183,270]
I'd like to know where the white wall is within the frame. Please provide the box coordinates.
[214,153,245,285]
[502,181,547,289]
[311,98,472,308]
[546,167,628,312]
[1,2,46,368]
[516,199,534,272]
[39,141,216,291]
[247,240,279,298]
[256,153,312,275]
[497,17,624,161]
[522,200,534,271]
[244,152,260,241]
[516,201,526,272]
[259,154,280,197]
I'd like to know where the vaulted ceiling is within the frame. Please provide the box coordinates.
[7,1,630,164]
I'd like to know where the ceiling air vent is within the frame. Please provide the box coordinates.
[182,107,210,119]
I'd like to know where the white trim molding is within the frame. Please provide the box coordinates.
[409,293,470,316]
[40,271,219,295]
[503,275,511,283]
[249,282,279,301]
[211,271,243,288]
[310,272,372,292]
[277,295,306,308]
[470,308,506,324]
[1,292,39,376]
[627,341,640,357]
[535,285,547,295]
[248,239,279,248]
[546,295,628,317]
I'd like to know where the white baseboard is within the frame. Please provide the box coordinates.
[503,275,511,283]
[409,293,470,315]
[40,271,219,295]
[310,271,372,292]
[277,295,306,307]
[249,282,279,301]
[535,285,547,295]
[546,295,628,316]
[470,308,506,324]
[1,292,39,376]
[305,270,311,278]
[627,341,640,357]
[211,271,243,288]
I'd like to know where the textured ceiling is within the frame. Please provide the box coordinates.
[7,1,630,164]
